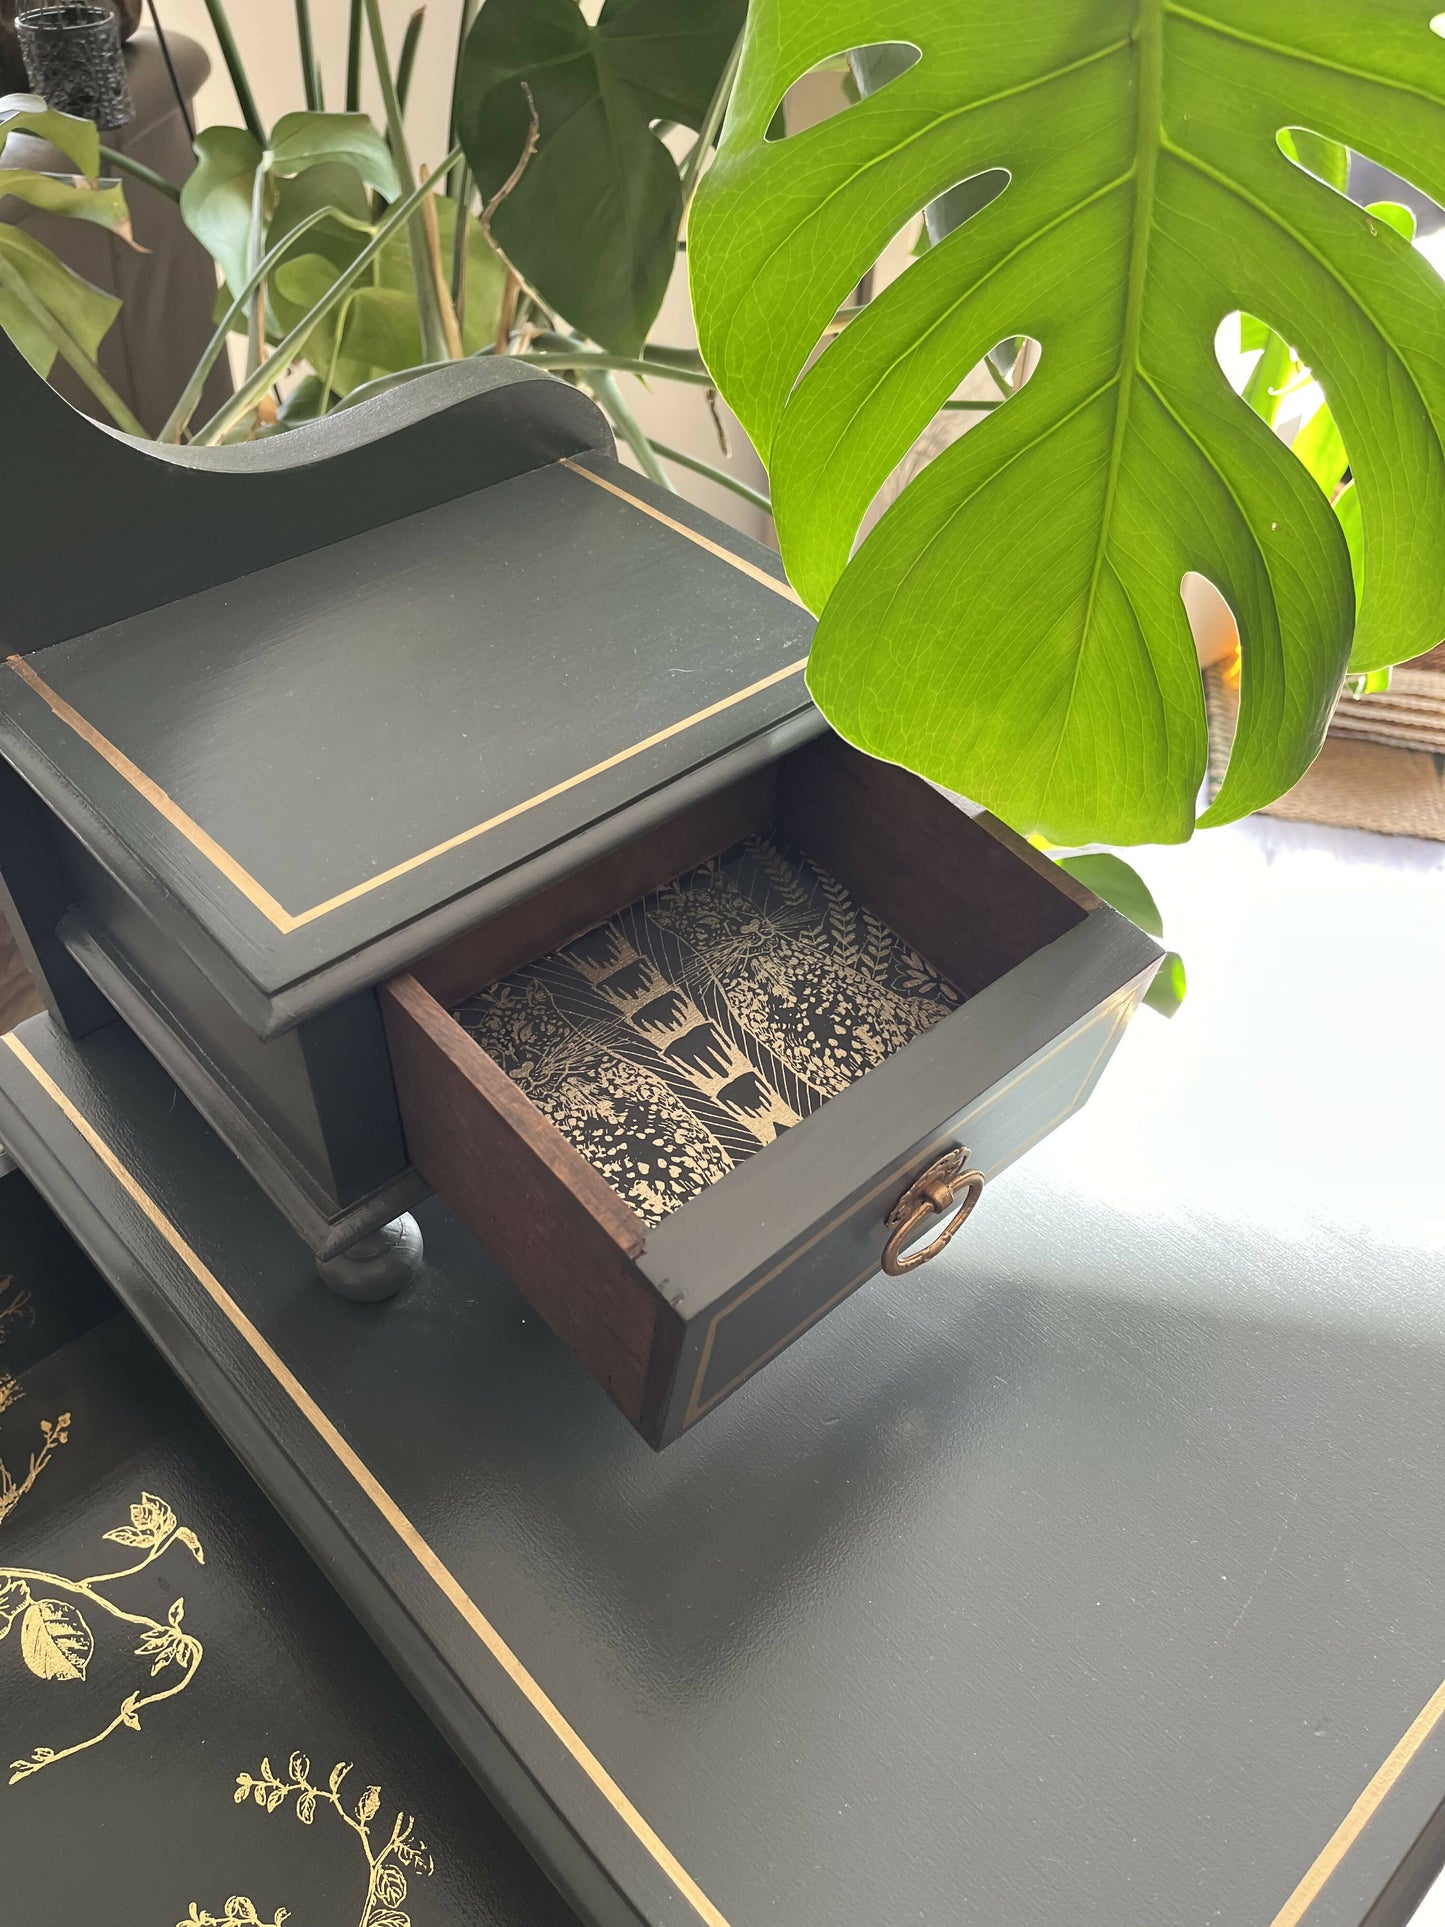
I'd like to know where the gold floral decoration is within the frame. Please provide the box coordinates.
[0,1272,35,1414]
[179,1754,435,1927]
[2,1489,205,1782]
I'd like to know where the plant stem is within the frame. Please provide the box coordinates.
[678,26,744,208]
[191,148,461,445]
[587,368,674,491]
[0,264,145,435]
[447,0,478,197]
[396,6,425,117]
[97,145,181,202]
[942,396,1003,410]
[449,165,472,315]
[518,350,712,385]
[419,163,463,357]
[199,0,263,143]
[363,0,449,365]
[245,158,268,378]
[345,0,363,112]
[294,0,322,111]
[159,204,337,442]
[651,438,770,512]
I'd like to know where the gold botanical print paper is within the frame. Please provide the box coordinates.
[455,836,963,1225]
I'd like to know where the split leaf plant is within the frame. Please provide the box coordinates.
[690,4,1445,846]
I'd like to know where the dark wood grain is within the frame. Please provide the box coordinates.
[777,734,1090,995]
[381,971,677,1434]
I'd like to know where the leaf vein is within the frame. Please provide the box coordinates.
[1163,4,1445,112]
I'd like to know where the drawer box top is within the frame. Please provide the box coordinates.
[1,430,814,1035]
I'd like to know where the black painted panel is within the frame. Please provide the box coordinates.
[3,1015,1443,1927]
[0,456,814,1009]
[0,1169,579,1925]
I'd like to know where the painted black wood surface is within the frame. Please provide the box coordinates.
[3,1004,1445,1927]
[0,1165,580,1927]
[0,328,612,652]
[0,448,816,1020]
[0,340,816,1278]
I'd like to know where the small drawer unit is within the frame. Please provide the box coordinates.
[382,734,1158,1445]
[0,343,1159,1444]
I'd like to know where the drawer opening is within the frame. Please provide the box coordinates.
[399,734,1093,1232]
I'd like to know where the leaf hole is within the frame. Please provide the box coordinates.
[1275,129,1444,240]
[763,43,920,142]
[1181,573,1239,672]
[850,335,1041,556]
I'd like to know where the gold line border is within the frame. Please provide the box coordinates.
[5,1024,1441,1927]
[559,459,803,605]
[1270,1675,1445,1927]
[6,654,297,928]
[1,1030,731,1927]
[684,993,1137,1426]
[4,465,808,936]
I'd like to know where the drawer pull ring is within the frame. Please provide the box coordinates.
[881,1147,984,1276]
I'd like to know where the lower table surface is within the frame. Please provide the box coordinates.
[0,1169,579,1927]
[0,814,1442,1927]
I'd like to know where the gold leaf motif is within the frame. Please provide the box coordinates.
[187,1750,434,1927]
[19,1598,93,1681]
[104,1492,176,1549]
[0,1576,31,1635]
[175,1527,205,1564]
[375,1864,408,1907]
[4,1486,204,1780]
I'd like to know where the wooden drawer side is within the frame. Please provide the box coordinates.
[381,971,679,1433]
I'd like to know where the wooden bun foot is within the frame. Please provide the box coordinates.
[315,1214,423,1301]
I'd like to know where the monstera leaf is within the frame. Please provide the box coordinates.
[690,6,1445,845]
[457,0,745,354]
[182,113,398,301]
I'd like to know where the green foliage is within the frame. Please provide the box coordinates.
[457,0,745,353]
[0,93,137,423]
[0,93,99,173]
[1054,852,1185,1015]
[270,197,505,399]
[181,113,398,302]
[0,170,130,230]
[181,127,265,299]
[0,225,118,375]
[691,6,1445,847]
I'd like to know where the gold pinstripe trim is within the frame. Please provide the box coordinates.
[1,1029,732,1927]
[4,465,807,935]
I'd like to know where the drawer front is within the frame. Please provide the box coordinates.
[665,979,1147,1440]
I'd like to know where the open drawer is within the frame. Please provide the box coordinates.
[381,735,1161,1446]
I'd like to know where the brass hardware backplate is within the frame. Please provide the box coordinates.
[881,1147,985,1277]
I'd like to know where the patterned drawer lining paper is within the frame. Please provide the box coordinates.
[454,836,965,1226]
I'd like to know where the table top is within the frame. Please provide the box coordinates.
[0,812,1442,1927]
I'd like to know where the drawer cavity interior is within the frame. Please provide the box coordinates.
[402,735,1090,1232]
[452,832,962,1225]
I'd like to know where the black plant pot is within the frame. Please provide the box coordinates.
[17,3,132,129]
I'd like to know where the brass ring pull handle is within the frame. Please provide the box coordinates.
[881,1147,985,1277]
